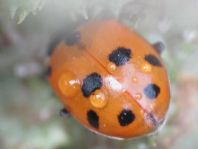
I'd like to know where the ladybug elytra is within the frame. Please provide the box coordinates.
[47,20,170,139]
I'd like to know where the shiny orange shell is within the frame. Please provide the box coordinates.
[47,20,170,139]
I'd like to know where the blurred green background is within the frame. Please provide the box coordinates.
[0,0,198,148]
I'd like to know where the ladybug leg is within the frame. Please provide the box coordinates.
[152,41,165,55]
[59,108,69,117]
[146,113,158,128]
[45,66,52,77]
[41,66,51,80]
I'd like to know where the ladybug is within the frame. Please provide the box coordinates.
[47,20,170,139]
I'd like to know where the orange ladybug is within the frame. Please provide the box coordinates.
[47,20,170,139]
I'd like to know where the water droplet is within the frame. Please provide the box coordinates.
[89,90,108,108]
[141,63,152,73]
[134,93,142,100]
[107,62,117,72]
[58,72,80,97]
[132,77,138,83]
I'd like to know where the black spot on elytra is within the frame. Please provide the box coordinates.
[118,109,135,126]
[108,47,132,66]
[144,83,160,99]
[144,54,161,66]
[65,31,81,46]
[81,72,102,97]
[45,66,52,77]
[87,110,99,129]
